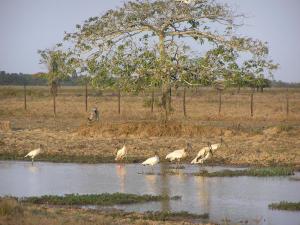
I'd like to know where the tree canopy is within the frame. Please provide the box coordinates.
[59,0,278,117]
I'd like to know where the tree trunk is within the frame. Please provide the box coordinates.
[237,85,240,94]
[218,90,222,115]
[183,86,186,117]
[158,33,170,121]
[286,88,289,117]
[85,83,88,112]
[118,88,121,115]
[250,90,254,117]
[23,83,27,110]
[161,85,171,121]
[53,94,56,117]
[151,88,154,113]
[260,87,264,92]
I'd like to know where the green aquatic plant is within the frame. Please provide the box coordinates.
[269,201,300,211]
[21,193,181,206]
[142,211,209,221]
[192,167,294,177]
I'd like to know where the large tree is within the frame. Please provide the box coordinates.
[64,0,271,119]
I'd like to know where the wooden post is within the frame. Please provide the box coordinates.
[218,90,222,115]
[250,90,254,117]
[169,87,172,108]
[51,81,58,117]
[118,88,121,114]
[23,83,27,110]
[85,83,88,112]
[286,88,289,117]
[151,88,154,113]
[183,86,186,117]
[53,94,56,117]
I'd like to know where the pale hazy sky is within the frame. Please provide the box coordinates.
[0,0,299,82]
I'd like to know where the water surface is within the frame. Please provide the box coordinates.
[0,161,299,225]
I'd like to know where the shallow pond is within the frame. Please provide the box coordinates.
[0,161,299,225]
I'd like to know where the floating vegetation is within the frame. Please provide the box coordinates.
[142,211,209,221]
[289,176,300,181]
[21,193,181,206]
[269,201,300,211]
[191,167,294,177]
[167,165,185,170]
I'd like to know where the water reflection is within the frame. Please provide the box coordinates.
[115,164,126,192]
[26,164,39,174]
[193,176,210,215]
[160,163,170,212]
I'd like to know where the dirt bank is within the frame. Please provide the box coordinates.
[1,121,299,166]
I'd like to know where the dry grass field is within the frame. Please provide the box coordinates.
[0,85,299,166]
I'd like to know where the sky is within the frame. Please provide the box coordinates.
[0,0,299,82]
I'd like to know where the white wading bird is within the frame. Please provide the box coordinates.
[115,145,127,161]
[25,145,42,165]
[166,143,192,168]
[191,138,227,170]
[191,145,211,164]
[142,152,160,172]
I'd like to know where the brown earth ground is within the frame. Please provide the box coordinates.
[0,86,300,166]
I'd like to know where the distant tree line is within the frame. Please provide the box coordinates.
[271,80,300,88]
[0,70,80,86]
[1,70,299,88]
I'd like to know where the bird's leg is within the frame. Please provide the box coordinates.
[31,158,33,166]
[151,167,154,174]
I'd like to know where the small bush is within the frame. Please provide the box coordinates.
[0,198,23,216]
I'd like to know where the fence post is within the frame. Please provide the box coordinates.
[286,88,289,117]
[151,88,154,113]
[23,83,27,110]
[183,86,186,117]
[118,88,121,114]
[250,89,254,117]
[218,90,222,115]
[85,83,88,112]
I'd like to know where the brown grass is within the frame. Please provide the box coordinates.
[0,198,213,225]
[0,86,300,166]
[0,121,11,131]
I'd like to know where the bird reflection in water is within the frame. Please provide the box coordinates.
[27,164,39,173]
[115,164,126,192]
[160,163,171,212]
[144,173,158,194]
[194,176,210,215]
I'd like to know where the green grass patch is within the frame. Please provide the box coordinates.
[0,151,143,164]
[191,167,294,177]
[142,211,209,221]
[21,193,181,206]
[269,201,300,211]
